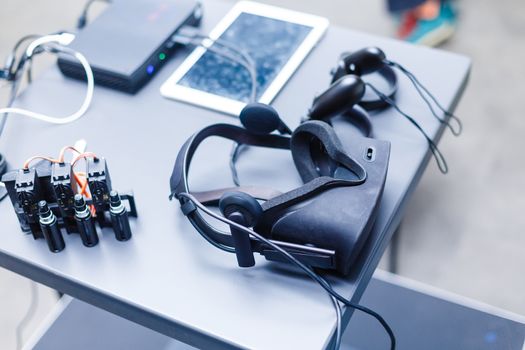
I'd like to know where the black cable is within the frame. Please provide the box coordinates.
[0,36,42,139]
[185,35,258,103]
[12,35,41,54]
[229,143,249,187]
[77,0,111,29]
[174,32,259,186]
[0,152,7,176]
[0,79,19,140]
[8,35,41,77]
[0,36,41,196]
[177,192,396,350]
[0,35,54,139]
[187,215,236,253]
[331,295,342,349]
[365,82,448,174]
[0,151,7,201]
[26,58,33,84]
[0,36,49,191]
[385,59,462,136]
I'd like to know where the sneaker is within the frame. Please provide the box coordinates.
[404,2,457,46]
[396,11,418,40]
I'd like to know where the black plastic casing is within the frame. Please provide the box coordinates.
[3,162,56,237]
[110,210,132,242]
[51,162,77,233]
[57,0,202,93]
[75,215,99,247]
[87,158,112,214]
[1,159,137,248]
[40,215,66,253]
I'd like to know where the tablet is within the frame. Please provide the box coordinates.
[160,1,329,115]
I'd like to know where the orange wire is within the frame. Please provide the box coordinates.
[23,156,60,169]
[58,146,83,162]
[23,147,98,216]
[73,171,96,216]
[71,152,98,167]
[24,147,99,216]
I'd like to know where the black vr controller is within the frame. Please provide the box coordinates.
[315,46,463,174]
[330,47,398,111]
[306,74,374,137]
[170,103,390,275]
[333,47,462,132]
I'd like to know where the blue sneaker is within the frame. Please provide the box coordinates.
[406,2,457,46]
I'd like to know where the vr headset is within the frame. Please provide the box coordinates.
[170,102,390,275]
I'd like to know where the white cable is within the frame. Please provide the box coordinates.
[0,41,93,125]
[25,33,75,57]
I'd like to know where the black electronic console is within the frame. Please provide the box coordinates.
[1,151,137,253]
[57,0,202,93]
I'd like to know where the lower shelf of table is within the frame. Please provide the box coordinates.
[26,271,525,350]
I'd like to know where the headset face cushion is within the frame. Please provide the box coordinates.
[290,120,366,183]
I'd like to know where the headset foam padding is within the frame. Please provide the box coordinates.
[290,120,366,183]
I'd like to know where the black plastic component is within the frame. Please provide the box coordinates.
[341,47,386,76]
[0,153,7,176]
[16,168,40,216]
[219,191,262,267]
[57,0,202,93]
[51,163,76,215]
[2,161,55,235]
[87,157,111,214]
[309,75,365,121]
[218,191,263,228]
[239,103,292,135]
[14,168,42,234]
[228,212,256,268]
[38,200,65,252]
[74,194,99,247]
[51,162,77,233]
[109,191,132,241]
[1,156,138,253]
[0,153,7,202]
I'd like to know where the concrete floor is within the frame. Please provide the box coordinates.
[0,0,524,349]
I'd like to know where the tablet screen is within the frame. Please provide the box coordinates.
[177,12,313,103]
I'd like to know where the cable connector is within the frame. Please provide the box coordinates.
[171,25,202,46]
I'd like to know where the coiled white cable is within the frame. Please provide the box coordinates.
[0,33,94,125]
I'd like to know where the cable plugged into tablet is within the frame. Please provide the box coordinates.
[170,24,258,103]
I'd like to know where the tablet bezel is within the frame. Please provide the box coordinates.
[160,1,329,115]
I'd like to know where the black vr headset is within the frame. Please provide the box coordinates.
[170,102,390,275]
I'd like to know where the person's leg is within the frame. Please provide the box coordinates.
[413,0,441,19]
[387,0,426,13]
[406,0,457,46]
[389,0,457,46]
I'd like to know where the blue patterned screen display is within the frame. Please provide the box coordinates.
[178,13,312,102]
